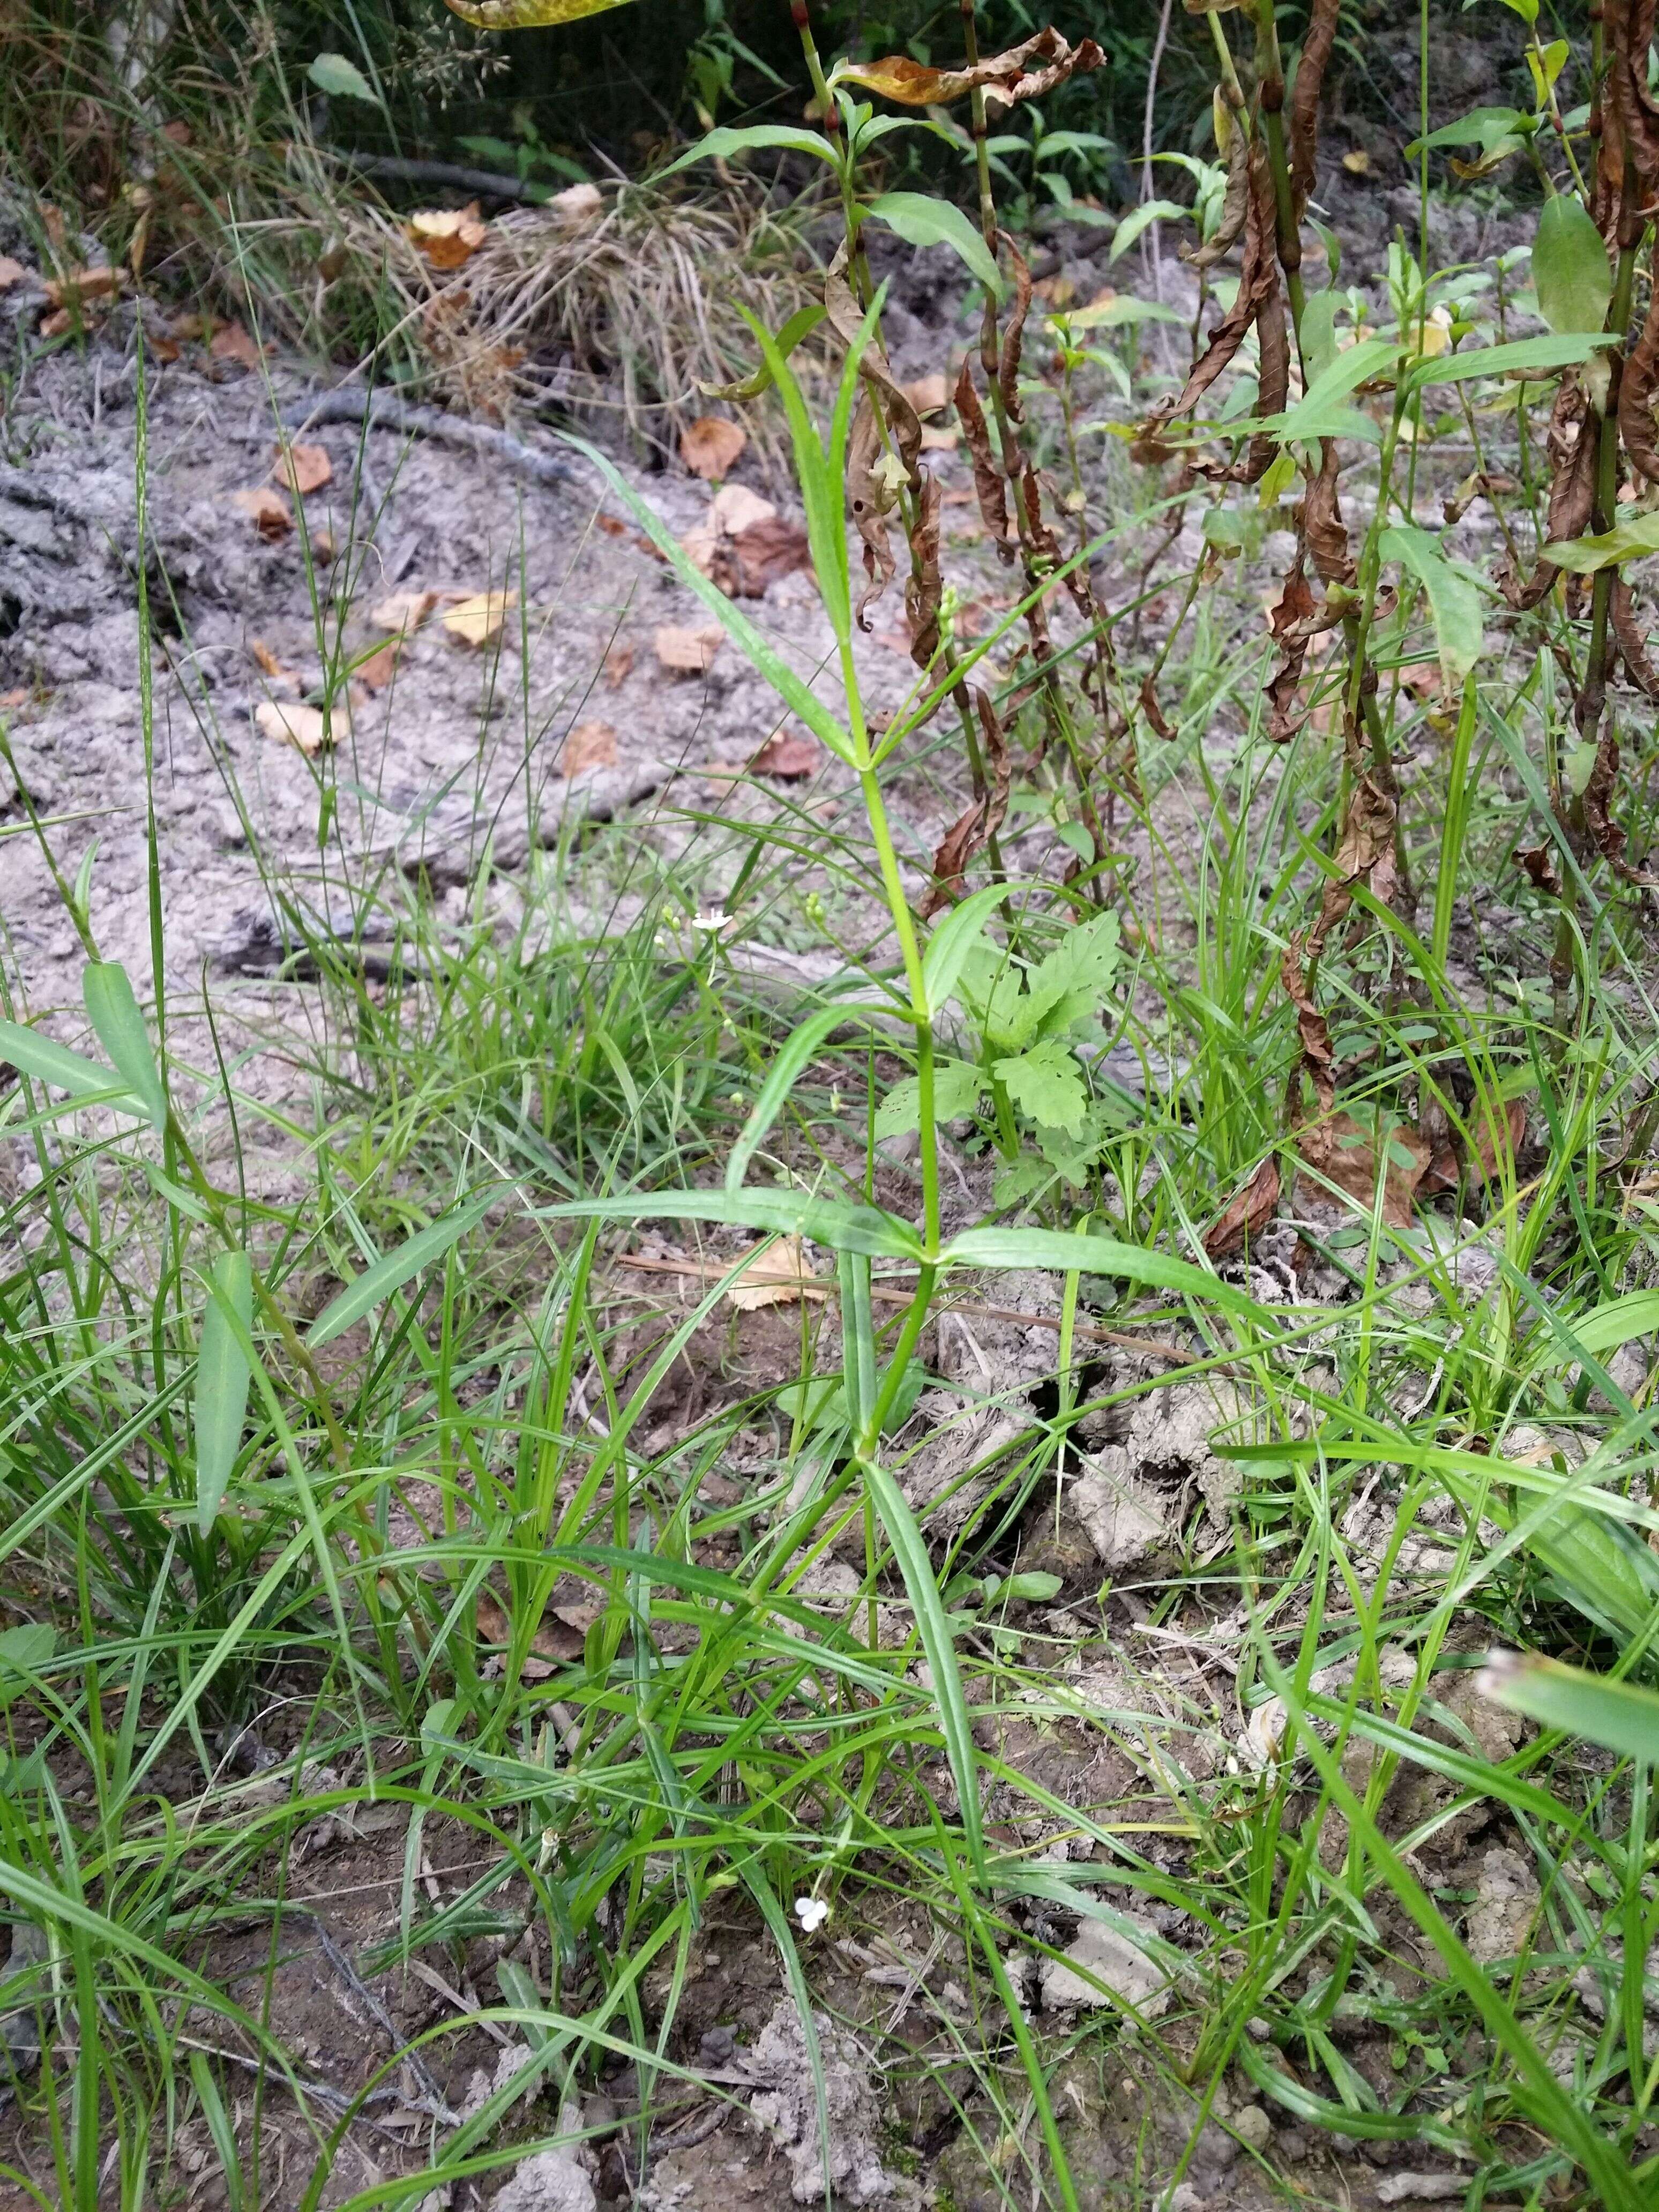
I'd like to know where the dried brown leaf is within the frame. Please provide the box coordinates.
[1145,144,1279,430]
[42,265,121,310]
[1303,442,1355,586]
[209,321,267,372]
[1139,674,1176,741]
[953,357,1012,554]
[831,28,1104,110]
[748,731,821,779]
[273,441,332,497]
[680,415,748,480]
[1281,935,1336,1122]
[1265,557,1316,741]
[906,470,943,671]
[1186,121,1249,273]
[474,1589,586,1673]
[905,373,950,416]
[1296,1111,1431,1228]
[1288,0,1341,213]
[603,644,634,687]
[406,203,488,270]
[0,257,26,292]
[1612,579,1659,697]
[846,393,899,629]
[1621,256,1659,484]
[998,233,1033,424]
[654,624,724,674]
[356,639,402,691]
[251,638,303,688]
[369,588,439,634]
[232,486,293,541]
[561,720,618,775]
[1202,1156,1282,1259]
[921,690,1011,916]
[1470,1096,1527,1187]
[730,515,811,597]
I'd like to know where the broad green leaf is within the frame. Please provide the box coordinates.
[874,1058,985,1139]
[1297,290,1341,388]
[309,1188,499,1347]
[0,1625,55,1681]
[0,1019,130,1107]
[1262,335,1402,442]
[1568,1290,1659,1358]
[726,1003,883,1192]
[993,1040,1089,1132]
[82,961,167,1129]
[1379,524,1485,686]
[656,124,836,182]
[195,1251,253,1534]
[1404,106,1529,158]
[307,51,381,102]
[863,192,1004,301]
[1531,194,1611,339]
[940,1225,1252,1312]
[540,1188,925,1261]
[922,882,1008,1014]
[1052,295,1185,331]
[1021,910,1122,1035]
[545,424,855,758]
[1481,1651,1659,1764]
[1108,199,1187,263]
[1543,510,1659,573]
[1405,331,1615,390]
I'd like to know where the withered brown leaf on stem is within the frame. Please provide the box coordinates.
[1281,936,1336,1122]
[1302,443,1355,585]
[831,27,1104,110]
[954,357,1013,553]
[826,243,922,626]
[1145,145,1280,430]
[921,691,1011,915]
[906,470,944,670]
[1501,378,1593,609]
[847,396,899,627]
[1516,842,1565,897]
[1619,268,1659,484]
[1202,1156,1282,1260]
[997,235,1033,424]
[1187,122,1249,272]
[1265,556,1317,742]
[1287,0,1342,216]
[1296,1112,1432,1229]
[1139,673,1176,740]
[1612,579,1659,698]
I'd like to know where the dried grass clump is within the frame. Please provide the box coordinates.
[345,175,826,455]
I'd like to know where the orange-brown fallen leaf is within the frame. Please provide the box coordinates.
[474,1589,593,1675]
[406,203,489,270]
[0,258,29,292]
[232,487,294,541]
[356,639,402,690]
[560,720,617,775]
[250,639,304,688]
[654,624,724,674]
[748,730,821,779]
[1202,1156,1281,1260]
[273,441,332,497]
[1471,1097,1527,1187]
[254,700,335,756]
[679,415,746,480]
[42,265,121,310]
[443,590,517,646]
[603,644,634,687]
[730,515,811,597]
[38,309,73,339]
[210,321,269,372]
[904,372,950,416]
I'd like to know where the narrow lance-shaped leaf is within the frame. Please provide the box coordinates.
[444,0,637,25]
[82,961,168,1129]
[0,1020,131,1106]
[1531,193,1612,339]
[1480,1649,1659,1765]
[725,1003,883,1194]
[1379,524,1485,688]
[862,191,1005,302]
[308,1188,500,1347]
[195,1251,254,1534]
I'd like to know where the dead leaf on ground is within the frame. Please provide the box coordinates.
[0,258,29,292]
[0,687,32,709]
[709,483,775,535]
[1471,1097,1527,1187]
[232,487,294,541]
[548,181,603,226]
[679,415,747,480]
[603,644,634,687]
[730,515,811,597]
[1296,1111,1430,1229]
[748,731,821,779]
[443,590,517,647]
[311,528,338,565]
[273,441,332,497]
[726,1236,821,1312]
[474,1589,592,1676]
[1341,148,1372,175]
[210,322,268,372]
[250,639,303,688]
[254,699,338,757]
[655,624,724,675]
[42,265,121,310]
[356,640,402,690]
[560,721,617,775]
[38,310,73,339]
[369,588,440,634]
[144,326,181,363]
[406,203,489,270]
[1202,1156,1281,1260]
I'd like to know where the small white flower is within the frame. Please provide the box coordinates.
[692,909,735,934]
[794,1896,829,1933]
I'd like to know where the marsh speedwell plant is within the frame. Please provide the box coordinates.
[7,0,1659,2202]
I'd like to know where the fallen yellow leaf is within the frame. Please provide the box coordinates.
[443,590,518,646]
[726,1236,820,1312]
[369,588,440,633]
[654,624,724,674]
[254,699,342,756]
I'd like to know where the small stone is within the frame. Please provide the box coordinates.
[1231,2103,1272,2154]
[1040,1911,1171,2017]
